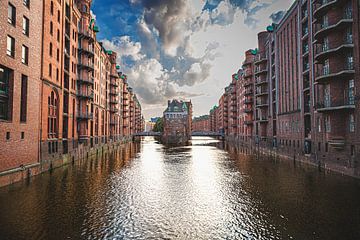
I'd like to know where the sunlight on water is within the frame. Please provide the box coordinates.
[0,137,360,240]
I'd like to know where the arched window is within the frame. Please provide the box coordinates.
[48,91,58,139]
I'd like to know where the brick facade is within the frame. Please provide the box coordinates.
[0,0,144,187]
[192,115,210,132]
[209,0,360,177]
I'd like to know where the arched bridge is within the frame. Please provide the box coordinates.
[133,131,224,137]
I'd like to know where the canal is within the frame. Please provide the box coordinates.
[0,137,360,240]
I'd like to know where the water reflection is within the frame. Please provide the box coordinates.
[0,137,359,240]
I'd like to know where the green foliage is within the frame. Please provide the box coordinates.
[153,118,164,132]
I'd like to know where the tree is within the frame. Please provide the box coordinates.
[153,117,164,132]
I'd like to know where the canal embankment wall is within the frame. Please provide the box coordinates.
[225,136,360,179]
[0,136,134,188]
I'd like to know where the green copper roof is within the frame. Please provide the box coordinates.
[116,65,120,70]
[93,26,100,32]
[267,23,276,32]
[250,48,258,55]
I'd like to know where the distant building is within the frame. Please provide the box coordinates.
[162,99,192,144]
[192,115,210,132]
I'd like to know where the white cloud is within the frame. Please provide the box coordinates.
[101,0,293,119]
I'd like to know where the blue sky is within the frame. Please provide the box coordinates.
[91,0,293,119]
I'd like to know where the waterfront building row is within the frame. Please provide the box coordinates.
[192,115,210,132]
[0,0,144,186]
[209,0,360,176]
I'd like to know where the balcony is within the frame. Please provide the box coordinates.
[110,90,118,96]
[315,40,353,62]
[255,89,268,96]
[313,0,341,19]
[256,117,268,123]
[77,89,94,99]
[77,112,93,120]
[254,53,267,65]
[315,98,355,112]
[256,101,269,108]
[77,76,94,85]
[78,29,94,42]
[244,108,253,113]
[110,106,118,113]
[78,46,94,57]
[110,80,118,87]
[244,98,253,104]
[315,63,354,83]
[254,67,268,76]
[255,78,268,86]
[110,99,118,104]
[243,70,253,78]
[78,61,94,71]
[244,120,253,125]
[314,16,353,40]
[244,80,252,87]
[244,90,253,96]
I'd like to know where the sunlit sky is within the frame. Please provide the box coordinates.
[91,0,293,119]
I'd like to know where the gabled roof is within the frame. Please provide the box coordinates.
[164,99,188,113]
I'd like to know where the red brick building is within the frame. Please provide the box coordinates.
[209,0,360,176]
[0,0,144,186]
[209,106,219,133]
[0,0,43,183]
[192,115,210,132]
[163,99,192,143]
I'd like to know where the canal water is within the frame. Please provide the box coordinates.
[0,137,360,240]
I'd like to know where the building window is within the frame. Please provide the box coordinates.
[351,145,355,156]
[349,79,355,105]
[347,53,354,69]
[6,35,15,58]
[8,3,16,26]
[50,21,53,35]
[49,42,53,56]
[56,68,59,81]
[48,91,58,139]
[22,45,29,65]
[344,2,352,19]
[20,75,27,122]
[23,16,29,36]
[322,37,329,51]
[317,117,322,132]
[56,49,59,61]
[323,59,329,75]
[346,28,353,43]
[57,10,60,23]
[325,115,331,133]
[350,114,355,133]
[57,30,60,42]
[322,15,328,28]
[0,66,13,121]
[49,63,52,77]
[6,132,10,140]
[21,132,25,139]
[50,1,54,15]
[23,0,30,8]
